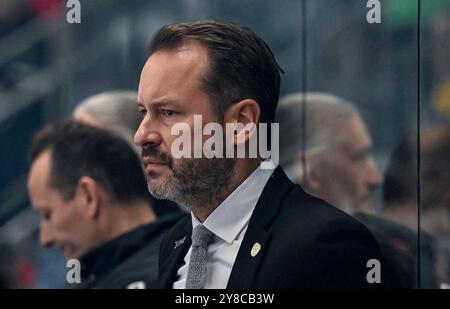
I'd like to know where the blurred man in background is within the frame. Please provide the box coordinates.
[27,120,181,288]
[277,92,382,214]
[384,125,450,237]
[383,125,450,287]
[277,92,417,288]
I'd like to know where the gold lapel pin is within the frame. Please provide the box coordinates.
[251,242,261,257]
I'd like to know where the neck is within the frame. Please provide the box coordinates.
[101,200,157,242]
[191,159,260,222]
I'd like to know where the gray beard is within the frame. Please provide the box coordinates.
[146,157,234,211]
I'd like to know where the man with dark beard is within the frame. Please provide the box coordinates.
[135,20,396,288]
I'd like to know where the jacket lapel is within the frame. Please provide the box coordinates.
[227,225,271,288]
[157,220,192,288]
[227,166,295,288]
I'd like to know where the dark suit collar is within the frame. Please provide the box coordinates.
[227,166,295,288]
[157,217,192,288]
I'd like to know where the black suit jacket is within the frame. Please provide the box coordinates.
[156,167,397,288]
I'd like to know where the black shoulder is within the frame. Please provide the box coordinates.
[274,185,396,288]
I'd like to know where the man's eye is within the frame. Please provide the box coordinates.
[139,109,147,117]
[353,152,369,162]
[162,109,176,117]
[42,212,51,220]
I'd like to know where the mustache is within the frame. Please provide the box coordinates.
[141,145,173,166]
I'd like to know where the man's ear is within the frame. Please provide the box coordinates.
[299,153,321,193]
[75,176,100,219]
[224,99,260,145]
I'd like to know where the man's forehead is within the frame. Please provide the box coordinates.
[28,152,53,211]
[28,150,51,187]
[142,44,208,77]
[139,45,208,94]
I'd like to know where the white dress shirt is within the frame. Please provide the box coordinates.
[173,166,274,289]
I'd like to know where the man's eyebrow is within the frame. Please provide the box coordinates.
[138,99,179,108]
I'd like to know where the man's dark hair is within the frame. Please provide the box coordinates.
[148,20,283,124]
[28,119,150,204]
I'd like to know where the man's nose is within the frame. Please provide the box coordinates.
[134,116,162,148]
[40,226,54,248]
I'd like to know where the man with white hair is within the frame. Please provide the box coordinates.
[73,91,142,152]
[277,93,413,287]
[277,92,382,214]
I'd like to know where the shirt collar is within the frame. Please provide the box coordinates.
[191,165,275,244]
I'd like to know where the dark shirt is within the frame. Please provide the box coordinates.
[71,213,183,289]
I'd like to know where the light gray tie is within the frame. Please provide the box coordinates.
[185,225,214,289]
